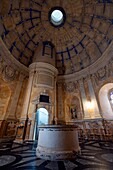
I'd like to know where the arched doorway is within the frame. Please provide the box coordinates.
[34,108,49,140]
[99,83,113,119]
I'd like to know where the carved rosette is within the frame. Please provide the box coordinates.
[2,65,17,82]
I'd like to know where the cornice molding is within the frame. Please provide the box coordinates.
[29,62,58,76]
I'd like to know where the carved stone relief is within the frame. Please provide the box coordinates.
[2,65,17,82]
[0,55,19,82]
[64,82,79,93]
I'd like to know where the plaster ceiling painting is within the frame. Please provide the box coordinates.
[0,0,113,75]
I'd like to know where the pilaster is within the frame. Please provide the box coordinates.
[6,74,25,120]
[87,76,101,119]
[78,79,91,119]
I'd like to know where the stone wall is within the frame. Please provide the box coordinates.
[0,56,27,141]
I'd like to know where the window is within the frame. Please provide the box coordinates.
[110,91,113,104]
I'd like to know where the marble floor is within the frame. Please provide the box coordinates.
[0,140,113,170]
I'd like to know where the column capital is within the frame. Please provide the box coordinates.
[57,81,63,87]
[85,74,91,82]
[78,78,84,85]
[29,70,35,78]
[18,73,26,81]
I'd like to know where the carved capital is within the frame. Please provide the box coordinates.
[18,73,26,81]
[78,78,84,85]
[57,82,63,88]
[64,82,76,93]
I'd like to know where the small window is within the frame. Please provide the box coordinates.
[110,92,113,104]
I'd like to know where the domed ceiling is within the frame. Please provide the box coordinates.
[0,0,113,75]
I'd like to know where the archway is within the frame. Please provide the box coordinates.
[99,83,113,119]
[34,108,49,140]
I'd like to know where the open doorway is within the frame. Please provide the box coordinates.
[36,108,49,125]
[34,108,49,140]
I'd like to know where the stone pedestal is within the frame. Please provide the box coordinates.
[36,125,80,161]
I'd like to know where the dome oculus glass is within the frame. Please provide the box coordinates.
[51,10,63,26]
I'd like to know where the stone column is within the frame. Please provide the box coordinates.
[6,73,25,120]
[78,79,90,119]
[87,76,101,118]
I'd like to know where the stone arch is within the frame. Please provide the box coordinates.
[99,83,113,119]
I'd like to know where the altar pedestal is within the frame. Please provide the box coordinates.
[36,125,80,161]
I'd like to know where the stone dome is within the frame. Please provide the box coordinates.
[0,0,113,75]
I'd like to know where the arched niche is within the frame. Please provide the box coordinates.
[99,83,113,119]
[65,95,83,122]
[0,77,11,120]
